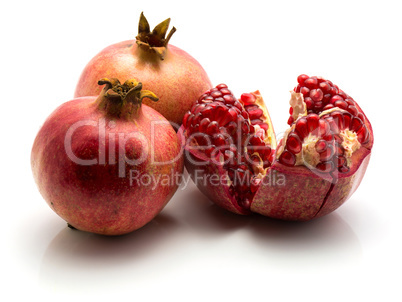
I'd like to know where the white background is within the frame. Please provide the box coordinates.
[1,0,401,301]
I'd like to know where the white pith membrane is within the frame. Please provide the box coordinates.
[276,91,362,171]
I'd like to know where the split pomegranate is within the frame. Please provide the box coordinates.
[31,78,183,235]
[179,75,373,220]
[74,12,212,126]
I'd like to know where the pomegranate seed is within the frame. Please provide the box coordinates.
[314,101,323,110]
[319,145,334,161]
[310,89,324,102]
[226,121,238,137]
[325,116,339,134]
[295,117,309,139]
[205,145,216,158]
[347,105,358,116]
[249,135,264,146]
[345,98,354,105]
[350,117,363,132]
[279,150,296,166]
[334,100,348,110]
[342,112,352,129]
[323,104,334,111]
[297,74,309,85]
[183,111,190,128]
[319,82,331,94]
[251,118,264,125]
[248,107,264,120]
[259,123,269,131]
[337,156,346,167]
[223,94,236,104]
[206,121,219,136]
[216,83,227,89]
[304,77,318,89]
[335,143,344,156]
[315,139,328,153]
[300,87,310,97]
[194,103,206,115]
[286,133,302,154]
[220,88,232,95]
[330,95,344,104]
[241,121,250,134]
[289,107,294,115]
[357,126,369,144]
[323,134,333,142]
[213,134,226,147]
[304,97,314,110]
[200,106,213,119]
[307,113,320,132]
[318,119,330,136]
[322,94,332,105]
[316,161,334,173]
[338,90,347,99]
[220,108,237,126]
[234,101,243,111]
[331,111,344,130]
[260,145,272,159]
[213,106,227,122]
[240,93,256,105]
[199,117,211,132]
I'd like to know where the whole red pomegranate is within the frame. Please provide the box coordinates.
[74,12,212,127]
[32,78,184,235]
[179,75,373,220]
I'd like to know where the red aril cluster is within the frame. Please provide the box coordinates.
[180,74,373,220]
[280,75,371,175]
[289,74,363,126]
[183,84,273,209]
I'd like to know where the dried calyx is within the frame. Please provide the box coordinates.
[136,12,176,60]
[97,78,158,119]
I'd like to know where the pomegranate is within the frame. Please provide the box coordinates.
[31,78,184,235]
[74,12,212,126]
[179,75,373,220]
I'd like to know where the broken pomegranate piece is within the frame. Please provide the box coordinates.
[179,75,373,220]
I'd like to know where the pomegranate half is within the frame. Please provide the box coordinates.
[32,78,184,235]
[74,12,212,126]
[179,75,373,220]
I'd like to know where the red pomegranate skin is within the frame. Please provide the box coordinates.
[250,147,371,221]
[74,41,212,126]
[32,96,183,235]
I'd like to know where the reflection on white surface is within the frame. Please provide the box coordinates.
[37,177,362,297]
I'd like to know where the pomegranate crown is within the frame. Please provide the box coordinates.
[97,78,158,118]
[136,12,176,60]
[98,78,158,103]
